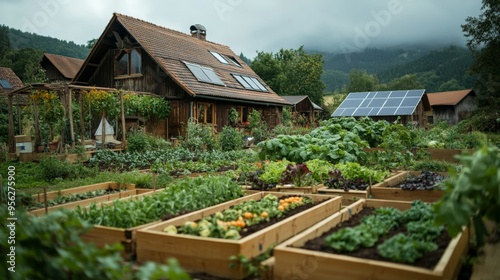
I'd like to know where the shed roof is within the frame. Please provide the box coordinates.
[41,53,84,80]
[281,95,323,110]
[74,13,289,106]
[427,89,475,106]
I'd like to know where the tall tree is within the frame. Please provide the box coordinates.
[348,69,378,92]
[251,46,326,106]
[462,0,500,107]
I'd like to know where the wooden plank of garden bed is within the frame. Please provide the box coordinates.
[33,182,135,202]
[29,189,144,216]
[273,199,468,280]
[80,190,258,259]
[317,188,367,205]
[136,192,342,279]
[371,171,448,202]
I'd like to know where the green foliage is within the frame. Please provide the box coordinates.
[377,234,438,264]
[258,119,368,164]
[219,126,244,151]
[348,69,378,92]
[182,120,216,152]
[462,0,500,109]
[259,160,293,184]
[247,110,268,143]
[282,107,292,126]
[434,145,500,246]
[123,94,170,120]
[251,46,325,105]
[304,159,334,183]
[334,162,389,183]
[228,107,240,126]
[126,132,171,153]
[76,175,243,228]
[0,208,189,280]
[39,157,95,183]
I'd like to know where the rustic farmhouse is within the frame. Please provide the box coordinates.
[331,89,431,127]
[73,13,289,138]
[427,89,476,125]
[0,67,24,94]
[41,53,84,82]
[281,95,323,124]
[0,67,26,148]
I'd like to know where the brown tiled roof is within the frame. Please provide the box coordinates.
[42,53,84,79]
[0,67,27,105]
[76,13,289,106]
[427,89,475,106]
[0,67,23,92]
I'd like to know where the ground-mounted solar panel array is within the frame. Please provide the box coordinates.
[332,89,426,117]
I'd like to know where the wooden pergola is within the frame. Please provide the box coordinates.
[5,83,134,154]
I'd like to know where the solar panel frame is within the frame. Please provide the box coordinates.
[331,89,426,117]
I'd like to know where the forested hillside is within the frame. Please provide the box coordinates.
[319,46,476,93]
[7,26,88,59]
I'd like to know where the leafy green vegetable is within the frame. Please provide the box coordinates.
[377,233,438,263]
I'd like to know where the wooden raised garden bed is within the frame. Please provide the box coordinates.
[275,184,321,194]
[370,171,448,203]
[273,199,469,280]
[29,187,151,217]
[317,172,405,205]
[31,181,136,202]
[79,189,164,258]
[136,192,342,279]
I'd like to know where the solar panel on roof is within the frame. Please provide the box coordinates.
[389,91,407,98]
[406,90,425,97]
[369,99,386,107]
[0,79,13,89]
[377,107,397,116]
[353,108,373,116]
[395,107,415,115]
[375,92,390,98]
[184,62,224,85]
[332,108,345,116]
[384,98,403,107]
[343,108,356,116]
[401,97,421,107]
[331,89,425,117]
[350,92,369,99]
[341,99,363,108]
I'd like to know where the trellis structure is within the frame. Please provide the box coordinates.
[6,83,163,154]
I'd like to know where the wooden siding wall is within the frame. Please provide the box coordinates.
[87,48,184,98]
[44,63,67,82]
[294,99,314,123]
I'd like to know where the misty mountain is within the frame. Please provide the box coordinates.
[317,46,476,92]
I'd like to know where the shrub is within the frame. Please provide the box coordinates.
[127,132,151,152]
[39,157,94,182]
[182,120,216,152]
[219,126,244,151]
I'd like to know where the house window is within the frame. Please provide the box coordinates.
[209,51,242,67]
[115,49,142,76]
[235,106,249,123]
[196,103,215,124]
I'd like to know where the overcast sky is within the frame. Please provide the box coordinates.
[0,0,483,58]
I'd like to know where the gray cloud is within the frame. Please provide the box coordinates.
[0,0,483,58]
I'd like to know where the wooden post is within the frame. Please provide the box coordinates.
[7,94,15,153]
[17,103,21,135]
[68,87,75,149]
[120,91,126,148]
[79,92,85,148]
[33,101,42,147]
[101,111,106,150]
[43,187,48,215]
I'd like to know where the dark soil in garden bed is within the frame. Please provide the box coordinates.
[299,207,452,270]
[396,171,449,190]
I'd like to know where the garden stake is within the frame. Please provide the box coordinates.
[44,187,48,214]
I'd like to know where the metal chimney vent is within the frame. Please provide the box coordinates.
[190,24,206,40]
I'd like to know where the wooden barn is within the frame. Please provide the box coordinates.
[427,89,476,125]
[41,53,84,82]
[281,95,323,124]
[331,90,431,128]
[72,13,289,138]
